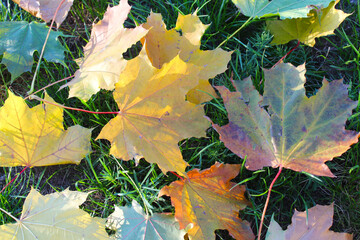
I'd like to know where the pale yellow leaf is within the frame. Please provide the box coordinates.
[0,188,109,240]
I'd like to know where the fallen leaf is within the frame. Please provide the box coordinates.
[0,188,110,239]
[12,0,74,27]
[142,12,231,104]
[61,0,148,101]
[232,0,332,19]
[266,204,353,240]
[0,91,92,167]
[96,50,208,175]
[107,200,186,240]
[159,162,254,240]
[0,21,66,81]
[212,62,359,177]
[267,0,350,46]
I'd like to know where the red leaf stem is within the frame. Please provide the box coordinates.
[257,165,283,240]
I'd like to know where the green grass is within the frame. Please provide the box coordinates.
[0,0,360,239]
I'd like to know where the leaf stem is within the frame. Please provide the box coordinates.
[0,207,20,223]
[28,0,66,94]
[29,95,119,115]
[257,165,283,240]
[0,166,29,194]
[25,75,74,100]
[271,40,300,69]
[217,17,253,48]
[170,171,184,181]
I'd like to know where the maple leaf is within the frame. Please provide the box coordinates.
[0,91,92,167]
[96,50,208,175]
[232,0,333,19]
[0,21,66,81]
[142,12,232,104]
[107,200,186,239]
[159,162,255,240]
[0,188,110,239]
[212,62,359,177]
[11,0,74,27]
[266,0,350,47]
[60,0,148,101]
[266,204,353,240]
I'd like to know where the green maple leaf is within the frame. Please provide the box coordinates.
[232,0,333,19]
[0,21,66,81]
[107,200,186,240]
[212,62,359,177]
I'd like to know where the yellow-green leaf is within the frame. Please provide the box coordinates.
[0,188,109,240]
[267,0,350,46]
[212,62,359,177]
[0,91,91,167]
[96,50,208,175]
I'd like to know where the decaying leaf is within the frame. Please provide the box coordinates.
[96,50,208,175]
[142,12,231,104]
[267,0,350,46]
[231,0,333,19]
[11,0,74,27]
[266,204,353,240]
[0,21,66,81]
[212,62,359,177]
[0,188,110,240]
[0,91,92,167]
[61,0,148,101]
[159,162,254,240]
[107,200,186,240]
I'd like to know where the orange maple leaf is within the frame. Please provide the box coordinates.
[159,162,255,240]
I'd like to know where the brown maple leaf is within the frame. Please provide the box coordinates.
[159,162,255,240]
[212,62,359,177]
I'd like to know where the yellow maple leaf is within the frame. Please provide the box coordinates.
[60,0,148,101]
[159,162,254,240]
[142,12,232,104]
[0,188,109,239]
[0,91,91,167]
[96,50,208,175]
[266,0,350,46]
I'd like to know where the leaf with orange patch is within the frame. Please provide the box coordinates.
[96,50,208,175]
[159,162,254,240]
[212,62,359,177]
[142,12,232,104]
